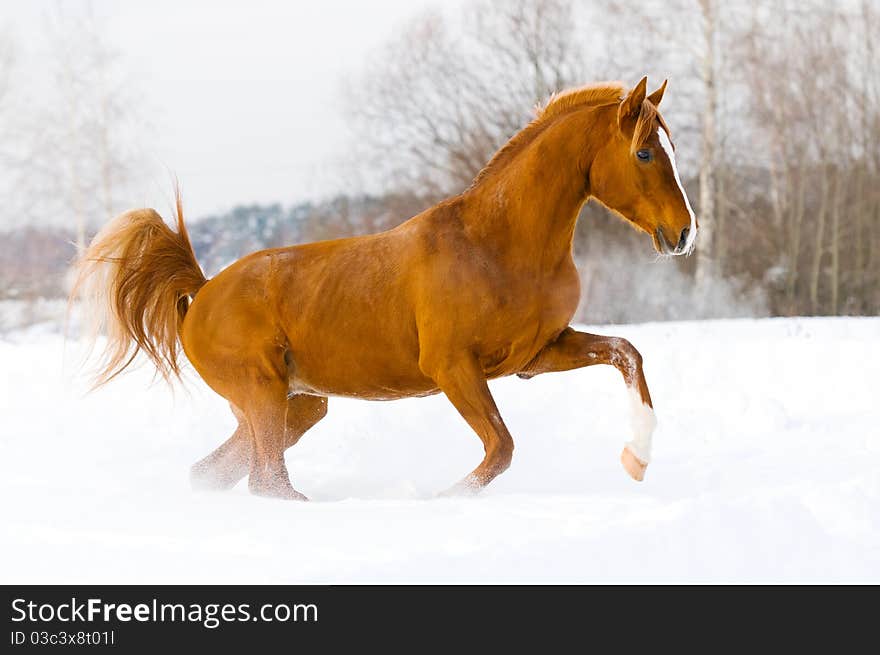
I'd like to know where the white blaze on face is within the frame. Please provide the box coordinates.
[625,386,656,464]
[657,127,697,255]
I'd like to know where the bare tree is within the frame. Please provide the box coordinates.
[2,0,878,319]
[17,7,148,250]
[737,0,880,315]
[694,0,719,292]
[347,0,587,200]
[603,0,731,292]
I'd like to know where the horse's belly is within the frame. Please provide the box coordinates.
[288,374,439,401]
[285,332,437,401]
[290,379,440,401]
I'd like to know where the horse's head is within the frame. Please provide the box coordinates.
[590,77,697,256]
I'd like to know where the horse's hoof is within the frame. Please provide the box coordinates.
[248,479,310,501]
[251,486,310,501]
[438,478,480,498]
[621,447,648,481]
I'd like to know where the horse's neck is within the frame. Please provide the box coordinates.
[462,108,609,268]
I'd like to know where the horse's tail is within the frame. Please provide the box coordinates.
[70,191,207,387]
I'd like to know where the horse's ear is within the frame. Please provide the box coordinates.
[647,79,667,107]
[618,76,648,137]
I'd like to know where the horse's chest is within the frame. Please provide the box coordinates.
[478,320,564,377]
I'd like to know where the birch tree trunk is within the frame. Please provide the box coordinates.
[809,168,829,314]
[786,168,806,314]
[829,172,842,314]
[695,0,717,292]
[715,163,727,269]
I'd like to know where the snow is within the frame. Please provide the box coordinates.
[1,317,878,583]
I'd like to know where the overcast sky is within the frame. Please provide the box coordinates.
[6,0,450,219]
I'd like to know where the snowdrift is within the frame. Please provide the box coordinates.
[1,317,877,582]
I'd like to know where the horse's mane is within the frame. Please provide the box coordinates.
[469,82,626,188]
[631,96,670,153]
[538,83,626,123]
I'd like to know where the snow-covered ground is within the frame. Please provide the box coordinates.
[1,317,878,583]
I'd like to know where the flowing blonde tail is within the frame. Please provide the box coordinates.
[70,192,206,386]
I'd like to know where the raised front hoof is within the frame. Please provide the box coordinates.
[190,463,241,492]
[248,476,309,501]
[621,447,648,481]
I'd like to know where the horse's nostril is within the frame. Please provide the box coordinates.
[677,227,689,251]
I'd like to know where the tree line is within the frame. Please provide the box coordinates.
[347,0,880,318]
[1,0,878,324]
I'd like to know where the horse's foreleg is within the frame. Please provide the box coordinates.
[431,355,515,494]
[519,327,656,481]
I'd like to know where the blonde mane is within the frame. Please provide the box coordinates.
[469,82,626,188]
[537,82,626,122]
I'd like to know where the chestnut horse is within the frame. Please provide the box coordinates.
[73,77,697,500]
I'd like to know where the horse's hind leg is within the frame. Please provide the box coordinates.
[237,381,309,500]
[190,403,252,491]
[190,395,328,493]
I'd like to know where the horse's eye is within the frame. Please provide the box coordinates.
[636,149,652,162]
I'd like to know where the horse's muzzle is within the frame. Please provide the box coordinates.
[655,227,693,256]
